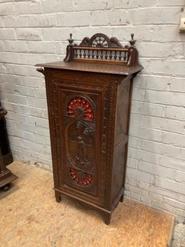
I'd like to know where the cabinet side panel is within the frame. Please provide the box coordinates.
[45,71,61,188]
[111,79,131,204]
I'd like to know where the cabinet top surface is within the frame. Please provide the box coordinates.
[36,61,143,76]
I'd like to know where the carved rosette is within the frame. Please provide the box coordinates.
[66,96,96,187]
[67,97,94,121]
[69,168,93,186]
[79,33,123,48]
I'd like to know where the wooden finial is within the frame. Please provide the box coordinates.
[129,33,136,46]
[68,33,74,45]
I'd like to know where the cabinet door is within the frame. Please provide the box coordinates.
[52,79,106,206]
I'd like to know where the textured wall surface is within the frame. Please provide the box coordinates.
[0,0,185,222]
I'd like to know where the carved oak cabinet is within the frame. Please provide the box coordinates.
[36,33,142,224]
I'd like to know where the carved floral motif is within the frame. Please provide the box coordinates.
[70,168,93,186]
[67,97,94,121]
[80,33,123,48]
[66,96,95,187]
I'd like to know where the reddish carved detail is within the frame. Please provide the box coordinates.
[67,96,95,187]
[67,97,94,121]
[70,168,93,186]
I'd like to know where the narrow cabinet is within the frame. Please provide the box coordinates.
[36,33,142,224]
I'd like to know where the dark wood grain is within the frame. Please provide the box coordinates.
[0,106,17,191]
[0,101,13,166]
[36,33,143,224]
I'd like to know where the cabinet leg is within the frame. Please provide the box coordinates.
[103,212,112,225]
[55,191,61,202]
[120,194,124,203]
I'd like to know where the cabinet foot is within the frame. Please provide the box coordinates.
[103,212,112,225]
[120,194,124,202]
[55,191,61,202]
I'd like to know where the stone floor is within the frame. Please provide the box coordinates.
[0,161,175,247]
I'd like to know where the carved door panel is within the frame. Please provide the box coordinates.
[55,81,105,205]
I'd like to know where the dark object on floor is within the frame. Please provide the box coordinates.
[0,101,13,166]
[36,33,143,224]
[0,105,17,191]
